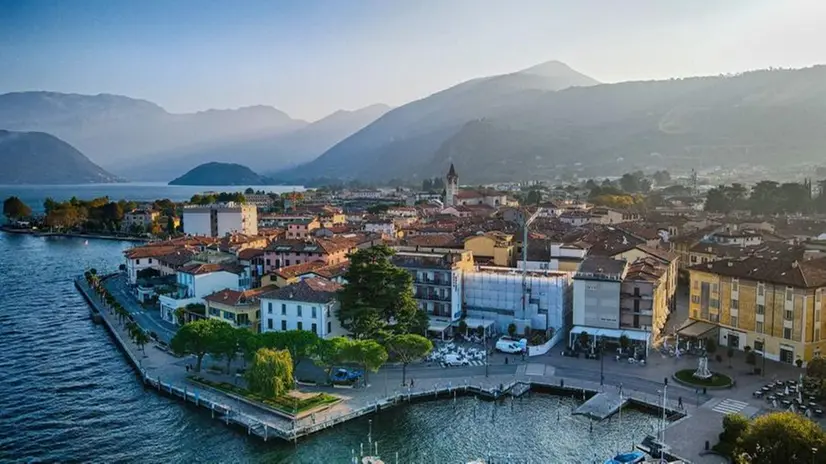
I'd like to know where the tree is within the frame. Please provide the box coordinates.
[342,339,387,384]
[3,196,32,219]
[525,190,542,205]
[705,337,717,355]
[714,413,749,458]
[619,335,630,351]
[507,323,517,338]
[457,320,468,336]
[736,412,826,464]
[259,330,320,369]
[170,319,228,372]
[337,245,421,339]
[652,170,671,186]
[385,334,433,385]
[476,326,485,338]
[806,356,826,379]
[212,324,242,374]
[727,347,735,367]
[244,187,255,194]
[245,348,294,399]
[134,329,150,355]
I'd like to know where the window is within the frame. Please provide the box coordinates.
[281,304,286,315]
[691,295,700,304]
[691,256,698,264]
[136,259,141,265]
[756,304,765,315]
[268,302,273,314]
[148,258,153,264]
[710,313,720,323]
[297,321,303,330]
[783,327,792,340]
[285,260,290,266]
[296,260,301,265]
[816,327,821,341]
[710,299,719,309]
[756,321,763,334]
[816,309,821,323]
[311,323,317,334]
[281,320,287,331]
[786,287,793,301]
[753,340,764,352]
[297,305,302,317]
[209,307,220,316]
[730,315,738,328]
[312,307,317,318]
[326,307,331,318]
[817,289,823,304]
[223,311,234,321]
[731,299,739,310]
[785,308,793,321]
[712,283,719,293]
[692,280,698,290]
[267,319,273,330]
[731,278,739,292]
[758,283,765,296]
[327,321,332,334]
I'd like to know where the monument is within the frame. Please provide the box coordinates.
[693,355,712,379]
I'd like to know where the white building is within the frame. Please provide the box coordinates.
[158,263,247,325]
[363,219,396,236]
[259,277,347,338]
[183,203,258,237]
[462,267,571,335]
[518,241,587,273]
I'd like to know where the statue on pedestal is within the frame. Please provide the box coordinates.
[693,355,712,379]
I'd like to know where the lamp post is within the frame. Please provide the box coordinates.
[599,335,604,386]
[760,337,767,377]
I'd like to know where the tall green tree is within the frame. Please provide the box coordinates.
[337,245,422,339]
[342,339,387,384]
[385,334,433,385]
[736,412,825,464]
[170,319,229,372]
[211,324,243,374]
[3,196,32,219]
[245,348,294,399]
[134,329,150,355]
[525,190,542,205]
[258,330,319,369]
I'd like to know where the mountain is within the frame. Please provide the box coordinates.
[278,64,826,184]
[122,103,392,180]
[277,60,599,182]
[0,130,119,184]
[168,162,269,186]
[0,91,307,173]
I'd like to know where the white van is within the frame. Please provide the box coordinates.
[495,338,523,354]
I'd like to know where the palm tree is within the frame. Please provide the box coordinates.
[125,321,139,340]
[134,330,150,355]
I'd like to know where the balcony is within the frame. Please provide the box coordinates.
[413,275,451,286]
[414,292,451,302]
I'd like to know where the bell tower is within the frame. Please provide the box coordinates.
[445,163,459,206]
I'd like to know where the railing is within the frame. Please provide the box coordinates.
[415,293,451,302]
[413,276,451,286]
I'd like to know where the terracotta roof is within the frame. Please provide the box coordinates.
[204,285,277,306]
[274,261,328,280]
[689,256,826,288]
[625,257,667,282]
[125,246,180,259]
[157,249,197,267]
[238,248,265,260]
[312,262,349,280]
[405,234,460,247]
[260,277,342,304]
[180,263,245,276]
[636,245,678,263]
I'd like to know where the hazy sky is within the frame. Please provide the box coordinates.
[2,0,826,120]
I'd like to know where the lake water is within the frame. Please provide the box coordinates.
[0,234,664,463]
[0,183,305,213]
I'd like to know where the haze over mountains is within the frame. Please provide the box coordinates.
[0,91,390,181]
[4,61,826,185]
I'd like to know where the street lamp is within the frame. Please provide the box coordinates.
[759,337,767,377]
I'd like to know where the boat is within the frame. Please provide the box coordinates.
[604,450,646,464]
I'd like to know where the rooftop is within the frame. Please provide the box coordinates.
[690,256,826,288]
[260,277,343,304]
[575,256,627,281]
[204,285,277,306]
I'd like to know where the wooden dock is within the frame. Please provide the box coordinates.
[573,391,628,420]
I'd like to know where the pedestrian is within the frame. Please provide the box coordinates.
[678,396,683,410]
[410,378,414,388]
[505,357,509,365]
[185,364,190,372]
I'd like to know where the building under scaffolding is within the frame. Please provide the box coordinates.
[463,266,571,334]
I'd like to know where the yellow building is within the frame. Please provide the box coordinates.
[688,257,826,365]
[464,232,514,267]
[203,286,276,333]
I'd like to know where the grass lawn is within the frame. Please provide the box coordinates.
[674,369,733,387]
[188,375,339,415]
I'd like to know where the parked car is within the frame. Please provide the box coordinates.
[443,354,470,366]
[495,338,523,354]
[330,368,363,383]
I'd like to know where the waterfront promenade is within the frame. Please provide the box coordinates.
[77,273,821,462]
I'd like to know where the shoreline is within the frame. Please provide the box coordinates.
[1,226,151,242]
[74,274,689,453]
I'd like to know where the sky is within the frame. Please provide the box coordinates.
[2,0,826,121]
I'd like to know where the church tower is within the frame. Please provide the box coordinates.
[445,163,459,206]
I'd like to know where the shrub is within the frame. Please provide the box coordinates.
[705,337,717,354]
[796,359,804,368]
[457,320,468,335]
[746,351,757,365]
[715,354,723,363]
[507,323,517,338]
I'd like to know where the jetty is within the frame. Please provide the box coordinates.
[573,391,628,420]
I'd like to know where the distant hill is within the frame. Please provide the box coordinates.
[123,103,392,180]
[168,162,269,186]
[0,130,119,184]
[277,64,826,184]
[276,60,599,182]
[0,91,307,175]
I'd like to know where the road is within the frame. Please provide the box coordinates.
[104,274,178,344]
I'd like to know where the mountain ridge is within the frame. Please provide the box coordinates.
[168,162,270,186]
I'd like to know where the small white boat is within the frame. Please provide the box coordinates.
[84,240,89,245]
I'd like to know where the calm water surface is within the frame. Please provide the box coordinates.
[0,183,305,213]
[0,234,663,463]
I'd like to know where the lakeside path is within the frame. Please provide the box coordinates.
[0,226,151,242]
[80,274,821,461]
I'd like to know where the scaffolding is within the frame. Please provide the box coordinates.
[463,267,569,333]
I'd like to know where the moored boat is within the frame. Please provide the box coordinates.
[604,450,646,464]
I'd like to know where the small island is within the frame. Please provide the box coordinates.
[169,162,271,186]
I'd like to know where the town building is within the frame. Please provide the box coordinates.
[122,209,159,232]
[183,203,258,237]
[443,164,507,208]
[237,248,265,288]
[286,218,321,239]
[258,213,315,228]
[390,248,475,338]
[244,194,274,211]
[203,286,276,332]
[518,240,587,272]
[363,218,397,236]
[445,163,459,207]
[687,256,826,365]
[463,232,514,267]
[158,263,248,325]
[262,236,354,272]
[259,277,346,338]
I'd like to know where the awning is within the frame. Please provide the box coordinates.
[461,318,495,329]
[569,326,650,342]
[677,320,718,338]
[427,320,451,333]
